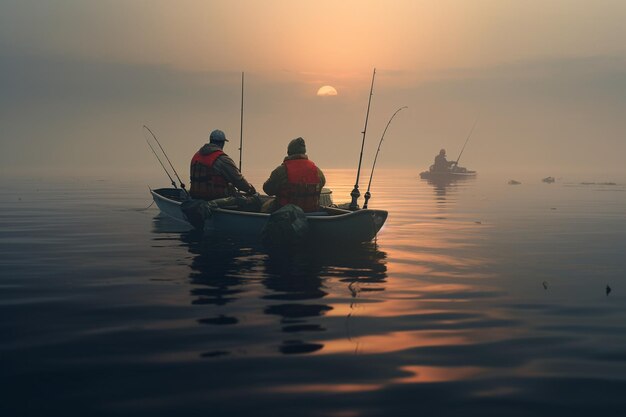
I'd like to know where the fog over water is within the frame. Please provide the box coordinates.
[1,1,626,178]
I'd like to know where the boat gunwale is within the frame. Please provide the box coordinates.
[420,171,477,178]
[150,189,388,222]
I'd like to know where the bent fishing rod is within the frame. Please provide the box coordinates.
[143,125,189,196]
[454,118,478,167]
[363,106,407,209]
[144,137,177,189]
[349,68,376,211]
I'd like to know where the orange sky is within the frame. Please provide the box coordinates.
[6,1,626,74]
[1,1,626,176]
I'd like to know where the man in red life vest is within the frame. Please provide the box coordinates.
[263,137,326,212]
[189,129,256,200]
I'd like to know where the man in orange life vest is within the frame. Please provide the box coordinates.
[262,137,326,212]
[189,129,256,200]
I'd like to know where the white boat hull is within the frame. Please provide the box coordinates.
[150,188,387,244]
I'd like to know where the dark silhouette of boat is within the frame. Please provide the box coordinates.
[419,165,477,180]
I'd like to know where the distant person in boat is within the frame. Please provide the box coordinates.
[433,148,457,172]
[189,129,256,200]
[262,137,326,212]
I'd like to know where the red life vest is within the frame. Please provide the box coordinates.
[189,150,229,200]
[278,159,321,212]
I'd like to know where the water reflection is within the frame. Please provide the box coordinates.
[144,173,626,416]
[427,177,457,199]
[4,174,626,417]
[152,214,388,357]
[183,234,256,308]
[267,244,388,355]
[425,177,475,212]
[263,252,331,354]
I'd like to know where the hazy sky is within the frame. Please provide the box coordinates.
[1,0,626,178]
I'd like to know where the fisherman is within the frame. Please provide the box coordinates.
[189,129,256,200]
[433,148,456,172]
[263,137,326,212]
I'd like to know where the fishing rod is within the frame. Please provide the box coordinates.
[143,125,189,196]
[454,118,478,167]
[363,106,407,209]
[144,137,177,189]
[349,68,376,211]
[238,72,244,171]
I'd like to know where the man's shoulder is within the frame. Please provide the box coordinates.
[271,163,287,175]
[214,151,234,163]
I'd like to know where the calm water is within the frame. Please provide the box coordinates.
[1,169,625,417]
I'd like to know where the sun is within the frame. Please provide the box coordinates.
[317,85,338,96]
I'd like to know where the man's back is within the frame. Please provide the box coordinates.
[189,135,256,200]
[434,153,452,172]
[263,137,326,212]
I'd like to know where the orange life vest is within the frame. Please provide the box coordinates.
[189,150,229,200]
[278,159,321,212]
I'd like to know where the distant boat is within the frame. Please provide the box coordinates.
[542,176,555,183]
[150,188,388,244]
[419,165,477,180]
[422,120,479,181]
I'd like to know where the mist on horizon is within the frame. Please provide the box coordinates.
[1,1,625,179]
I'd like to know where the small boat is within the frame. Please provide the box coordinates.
[150,188,388,244]
[419,166,477,180]
[422,122,478,181]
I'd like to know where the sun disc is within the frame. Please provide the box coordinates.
[317,85,338,96]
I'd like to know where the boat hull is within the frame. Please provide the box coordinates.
[419,170,477,180]
[150,188,387,244]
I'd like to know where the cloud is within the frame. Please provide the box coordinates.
[409,55,626,105]
[0,45,237,107]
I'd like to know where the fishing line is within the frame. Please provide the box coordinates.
[131,200,155,211]
[143,125,188,195]
[454,118,478,167]
[144,136,177,189]
[363,106,407,209]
